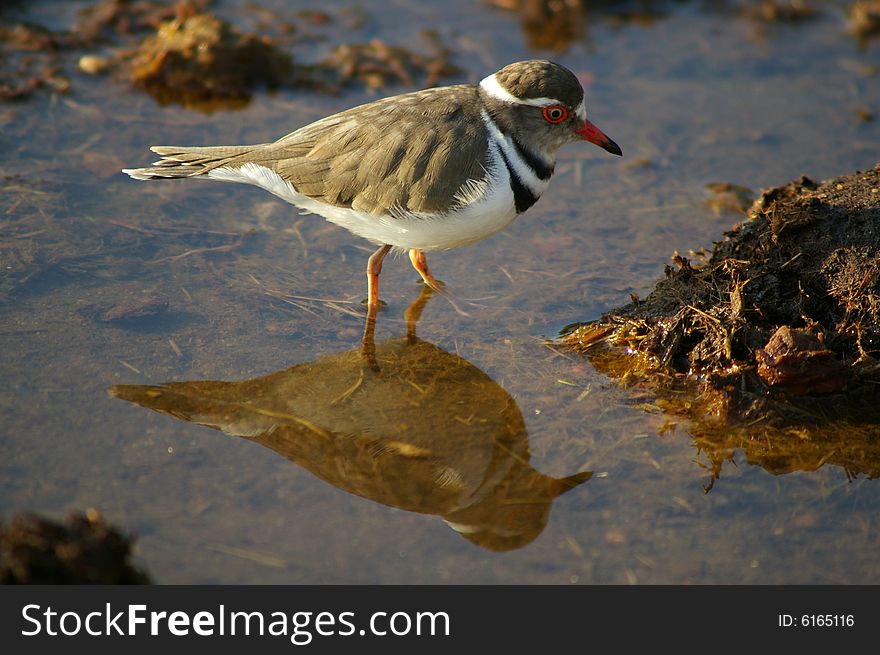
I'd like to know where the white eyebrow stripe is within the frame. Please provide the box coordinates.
[574,99,586,121]
[479,73,566,108]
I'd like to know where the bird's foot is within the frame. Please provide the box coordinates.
[415,276,446,290]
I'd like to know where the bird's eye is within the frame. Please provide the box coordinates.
[542,105,569,124]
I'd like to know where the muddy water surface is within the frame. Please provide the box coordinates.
[2,0,880,583]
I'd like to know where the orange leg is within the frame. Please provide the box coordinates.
[408,248,444,291]
[366,244,392,309]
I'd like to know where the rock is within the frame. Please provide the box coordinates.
[78,54,111,75]
[755,326,850,394]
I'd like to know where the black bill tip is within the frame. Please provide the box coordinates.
[602,138,623,157]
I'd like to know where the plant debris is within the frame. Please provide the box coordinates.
[0,24,69,99]
[0,0,214,100]
[129,9,293,105]
[75,0,214,42]
[560,165,880,432]
[849,1,880,42]
[0,0,462,106]
[743,0,818,22]
[319,34,460,92]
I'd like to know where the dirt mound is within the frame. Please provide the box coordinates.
[561,164,880,429]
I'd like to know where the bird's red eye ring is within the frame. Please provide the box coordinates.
[542,105,569,124]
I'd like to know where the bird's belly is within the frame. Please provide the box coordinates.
[320,185,521,250]
[208,162,524,251]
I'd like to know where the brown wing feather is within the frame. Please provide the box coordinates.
[268,85,490,215]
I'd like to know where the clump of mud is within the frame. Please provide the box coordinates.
[562,165,880,429]
[0,509,150,584]
[0,0,212,100]
[129,10,460,102]
[130,10,293,104]
[0,0,462,105]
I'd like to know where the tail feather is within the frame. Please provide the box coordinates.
[122,144,263,181]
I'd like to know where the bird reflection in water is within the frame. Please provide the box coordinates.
[110,288,591,551]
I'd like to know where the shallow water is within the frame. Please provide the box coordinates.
[2,0,880,583]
